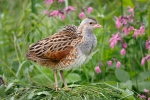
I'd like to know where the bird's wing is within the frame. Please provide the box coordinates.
[27,25,79,62]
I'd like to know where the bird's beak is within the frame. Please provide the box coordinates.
[94,23,102,28]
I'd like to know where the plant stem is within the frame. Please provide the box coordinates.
[31,0,37,14]
[65,0,68,8]
[121,0,123,16]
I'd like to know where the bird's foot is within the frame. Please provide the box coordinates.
[55,86,60,91]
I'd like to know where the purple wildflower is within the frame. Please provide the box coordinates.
[79,12,86,19]
[122,41,127,49]
[95,66,101,74]
[116,61,121,68]
[58,0,65,3]
[120,48,126,56]
[141,55,150,66]
[64,6,75,13]
[107,60,112,66]
[87,7,93,14]
[44,0,54,4]
[109,32,122,49]
[145,39,150,50]
[128,6,134,16]
[50,10,60,17]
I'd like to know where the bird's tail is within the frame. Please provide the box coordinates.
[25,53,37,62]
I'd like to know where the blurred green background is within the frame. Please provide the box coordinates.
[0,0,150,99]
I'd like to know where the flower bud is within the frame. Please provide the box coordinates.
[143,89,149,93]
[120,48,126,56]
[87,7,93,14]
[107,60,112,66]
[79,12,86,19]
[94,66,101,74]
[116,61,121,68]
[141,58,145,66]
[122,41,127,49]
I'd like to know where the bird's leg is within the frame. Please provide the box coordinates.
[54,69,59,91]
[60,70,67,87]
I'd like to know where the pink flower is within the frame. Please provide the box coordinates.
[109,32,122,49]
[64,6,75,13]
[141,58,146,66]
[141,55,150,66]
[107,61,112,66]
[144,88,149,93]
[79,12,86,19]
[116,61,121,68]
[50,10,66,20]
[122,41,127,49]
[58,0,65,3]
[145,55,150,60]
[137,94,146,99]
[140,95,146,99]
[115,16,122,29]
[145,39,150,50]
[87,7,93,14]
[128,6,134,16]
[42,10,50,15]
[95,66,101,74]
[127,16,133,22]
[120,48,126,56]
[115,16,127,29]
[50,10,60,17]
[44,0,54,4]
[60,13,66,20]
[128,26,134,31]
[121,17,127,25]
[122,26,134,36]
[137,94,141,98]
[133,25,145,38]
[122,27,129,35]
[139,25,145,35]
[132,29,140,38]
[148,97,150,100]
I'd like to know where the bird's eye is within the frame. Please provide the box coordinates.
[89,22,93,25]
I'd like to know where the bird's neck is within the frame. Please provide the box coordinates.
[78,26,93,36]
[77,27,97,55]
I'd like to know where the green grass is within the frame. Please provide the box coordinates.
[1,82,138,100]
[0,0,150,99]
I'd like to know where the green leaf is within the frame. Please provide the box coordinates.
[105,10,117,20]
[105,74,118,81]
[32,74,53,86]
[115,69,130,82]
[5,83,14,92]
[131,71,150,84]
[137,81,150,92]
[120,80,133,90]
[123,0,134,7]
[28,91,35,99]
[0,85,5,98]
[125,80,132,90]
[137,71,150,81]
[121,89,135,100]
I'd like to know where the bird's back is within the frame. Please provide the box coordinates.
[26,25,84,69]
[26,17,100,70]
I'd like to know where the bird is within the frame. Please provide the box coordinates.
[26,17,102,91]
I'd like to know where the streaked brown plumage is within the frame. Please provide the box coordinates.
[26,18,102,90]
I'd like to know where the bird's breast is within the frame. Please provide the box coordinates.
[78,33,97,55]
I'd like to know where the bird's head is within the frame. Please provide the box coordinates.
[78,17,102,32]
